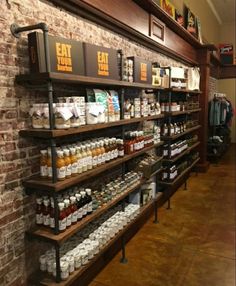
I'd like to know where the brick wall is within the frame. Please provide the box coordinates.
[0,1,186,285]
[208,76,218,101]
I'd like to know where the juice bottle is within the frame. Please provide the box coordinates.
[70,147,78,176]
[64,149,72,178]
[56,150,66,181]
[47,148,52,179]
[86,144,93,170]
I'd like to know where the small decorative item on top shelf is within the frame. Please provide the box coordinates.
[219,44,234,65]
[175,9,184,26]
[184,5,197,38]
[160,0,175,19]
[126,57,152,84]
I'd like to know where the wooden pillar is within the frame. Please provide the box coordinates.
[197,48,211,172]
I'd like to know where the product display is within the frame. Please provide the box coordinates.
[163,140,188,159]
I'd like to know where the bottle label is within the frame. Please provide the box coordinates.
[114,149,118,158]
[97,154,102,165]
[66,164,72,176]
[102,153,106,163]
[83,204,88,216]
[118,150,124,157]
[71,162,78,174]
[36,213,43,225]
[57,166,66,179]
[40,165,48,177]
[163,150,168,157]
[59,218,67,231]
[66,214,72,226]
[88,202,93,213]
[87,156,92,168]
[92,156,98,167]
[72,211,78,223]
[50,217,55,228]
[83,157,88,168]
[43,214,50,226]
[130,144,134,153]
[77,208,83,219]
[48,167,52,178]
[111,150,115,159]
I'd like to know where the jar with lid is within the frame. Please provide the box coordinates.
[54,103,72,129]
[70,196,78,224]
[64,149,72,178]
[69,103,80,128]
[64,199,72,227]
[60,261,69,280]
[39,254,47,272]
[80,249,89,266]
[42,103,50,129]
[42,198,50,226]
[30,103,44,129]
[36,197,43,225]
[70,147,78,176]
[40,150,48,178]
[56,150,66,181]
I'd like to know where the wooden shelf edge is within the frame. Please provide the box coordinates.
[164,108,201,117]
[29,197,161,286]
[161,125,201,141]
[23,142,164,192]
[19,115,164,139]
[162,141,200,163]
[158,157,200,186]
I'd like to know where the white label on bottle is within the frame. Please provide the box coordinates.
[102,153,106,163]
[105,152,110,162]
[170,172,175,179]
[57,166,66,179]
[40,165,48,177]
[163,172,168,179]
[77,159,83,173]
[66,214,72,226]
[98,154,102,164]
[83,204,88,216]
[43,214,50,226]
[88,202,93,213]
[130,144,134,153]
[83,156,88,167]
[36,213,43,224]
[111,150,115,159]
[66,164,72,176]
[92,156,98,167]
[118,150,124,157]
[48,167,52,178]
[59,218,67,231]
[114,149,118,158]
[88,156,92,167]
[77,208,83,219]
[163,150,168,156]
[71,162,78,174]
[72,211,77,223]
[50,217,55,228]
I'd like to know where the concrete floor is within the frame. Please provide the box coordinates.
[90,145,236,286]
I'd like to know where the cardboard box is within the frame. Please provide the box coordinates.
[83,43,120,80]
[28,32,85,75]
[127,57,152,84]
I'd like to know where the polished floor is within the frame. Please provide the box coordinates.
[90,144,236,286]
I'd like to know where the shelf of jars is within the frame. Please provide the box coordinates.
[29,196,162,286]
[19,114,165,139]
[15,72,166,90]
[161,125,201,141]
[162,141,200,164]
[159,157,200,187]
[23,141,164,192]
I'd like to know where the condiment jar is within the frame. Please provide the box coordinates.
[36,197,43,225]
[56,150,66,181]
[60,261,69,281]
[30,103,43,129]
[58,202,67,232]
[40,150,48,178]
[39,255,47,272]
[70,147,78,176]
[64,149,72,178]
[80,249,89,266]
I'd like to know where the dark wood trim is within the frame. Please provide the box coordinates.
[219,64,236,79]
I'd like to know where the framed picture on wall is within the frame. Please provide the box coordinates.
[184,5,197,38]
[160,0,175,19]
[175,9,184,26]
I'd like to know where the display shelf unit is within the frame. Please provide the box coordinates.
[161,125,201,141]
[19,115,164,139]
[23,141,164,192]
[162,141,200,164]
[159,157,200,187]
[29,194,162,286]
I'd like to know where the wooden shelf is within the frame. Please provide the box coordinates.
[29,195,162,286]
[158,157,200,187]
[19,115,164,139]
[166,88,202,94]
[164,108,201,117]
[15,72,165,90]
[162,141,200,164]
[161,125,201,141]
[23,142,164,192]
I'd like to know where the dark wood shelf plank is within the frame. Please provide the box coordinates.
[158,157,200,187]
[164,108,201,117]
[29,196,162,286]
[19,115,164,139]
[23,142,164,192]
[161,125,201,141]
[166,88,202,94]
[162,141,200,163]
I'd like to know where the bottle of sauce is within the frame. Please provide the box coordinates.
[104,139,110,162]
[47,149,52,179]
[42,198,50,227]
[75,193,83,221]
[100,140,106,164]
[70,196,78,224]
[86,144,93,170]
[76,146,83,174]
[117,139,124,157]
[58,202,67,232]
[112,138,118,159]
[56,150,66,181]
[85,189,93,215]
[36,197,43,225]
[80,191,87,218]
[162,123,168,136]
[70,147,78,176]
[96,142,102,166]
[81,145,88,172]
[64,149,72,178]
[64,199,72,227]
[91,142,98,168]
[40,150,48,178]
[50,198,55,229]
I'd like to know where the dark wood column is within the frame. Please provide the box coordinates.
[197,48,211,171]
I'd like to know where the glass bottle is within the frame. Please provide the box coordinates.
[64,199,72,227]
[47,149,52,179]
[36,197,43,225]
[70,196,78,224]
[70,147,78,176]
[96,142,103,166]
[56,150,66,181]
[42,198,50,227]
[91,142,98,168]
[64,149,72,178]
[85,189,93,215]
[104,139,110,162]
[81,145,88,172]
[50,197,55,229]
[117,139,124,157]
[40,150,48,178]
[76,146,83,174]
[80,191,87,218]
[75,193,83,221]
[86,144,93,170]
[100,140,106,164]
[58,202,67,232]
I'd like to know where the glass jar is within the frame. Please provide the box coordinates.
[40,150,48,178]
[70,147,78,176]
[64,149,72,178]
[56,150,66,181]
[30,103,43,129]
[36,197,43,225]
[47,149,52,179]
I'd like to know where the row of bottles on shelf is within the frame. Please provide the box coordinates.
[39,203,140,280]
[160,101,200,113]
[161,120,199,137]
[161,151,199,182]
[163,140,188,159]
[36,171,142,231]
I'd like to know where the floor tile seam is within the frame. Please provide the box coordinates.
[197,249,236,261]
